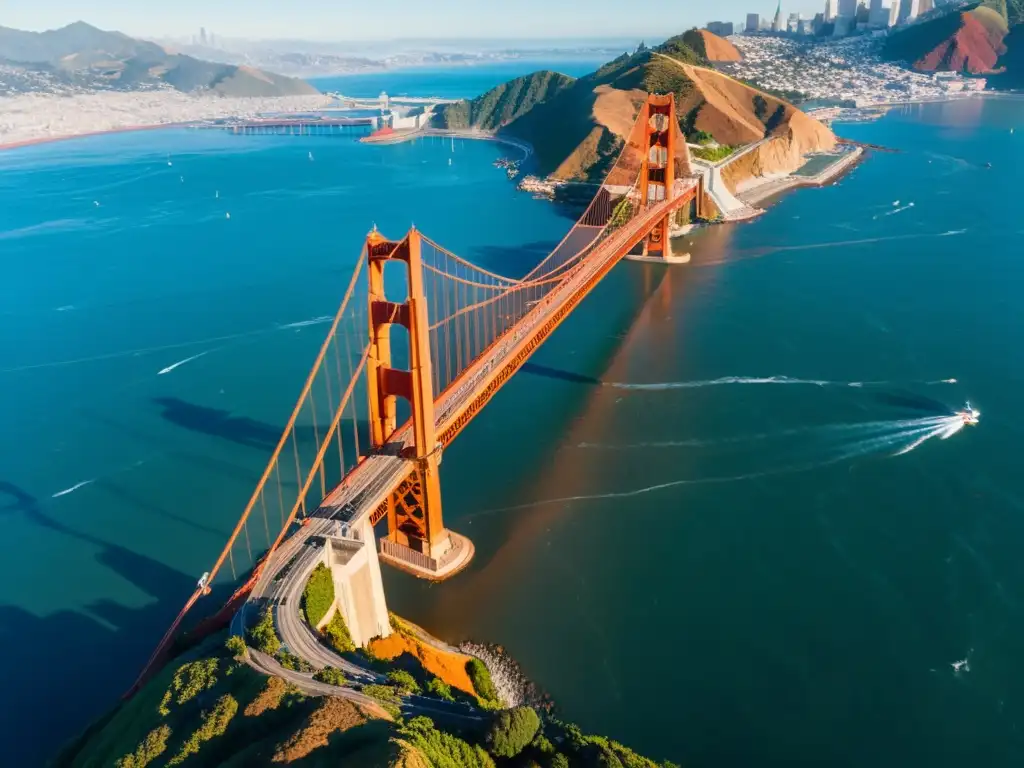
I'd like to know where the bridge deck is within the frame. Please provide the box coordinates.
[292,185,697,545]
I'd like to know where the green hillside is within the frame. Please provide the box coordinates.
[434,70,575,130]
[433,35,706,180]
[55,630,679,768]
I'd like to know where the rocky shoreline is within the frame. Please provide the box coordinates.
[460,641,554,713]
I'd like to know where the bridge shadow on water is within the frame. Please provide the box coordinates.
[0,481,207,767]
[151,397,337,452]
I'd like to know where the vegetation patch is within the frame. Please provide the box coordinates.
[314,666,348,687]
[248,607,281,656]
[274,648,312,673]
[362,684,404,719]
[485,706,540,758]
[115,725,171,768]
[691,145,735,163]
[465,658,499,704]
[401,716,495,768]
[159,658,219,716]
[270,696,370,763]
[167,694,238,766]
[387,669,421,695]
[426,677,455,702]
[324,609,356,654]
[244,676,289,717]
[302,562,335,627]
[225,634,247,659]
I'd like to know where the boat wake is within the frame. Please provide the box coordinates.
[480,411,977,518]
[278,315,333,330]
[158,349,215,375]
[52,480,95,498]
[606,375,957,391]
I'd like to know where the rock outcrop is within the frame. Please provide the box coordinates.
[884,4,1009,75]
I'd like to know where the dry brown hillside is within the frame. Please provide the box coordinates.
[696,30,742,61]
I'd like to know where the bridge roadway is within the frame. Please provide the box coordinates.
[239,183,696,698]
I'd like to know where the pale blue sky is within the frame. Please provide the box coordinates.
[4,0,828,40]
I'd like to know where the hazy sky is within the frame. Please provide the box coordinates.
[4,0,829,40]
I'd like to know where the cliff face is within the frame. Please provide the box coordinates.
[884,5,1009,74]
[433,71,575,131]
[679,64,836,186]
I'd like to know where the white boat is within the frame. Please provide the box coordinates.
[958,402,980,426]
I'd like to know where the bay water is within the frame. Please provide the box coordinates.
[1,77,1022,766]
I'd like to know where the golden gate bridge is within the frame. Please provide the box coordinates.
[131,92,712,692]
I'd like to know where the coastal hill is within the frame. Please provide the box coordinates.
[883,3,1009,74]
[433,32,834,185]
[689,29,743,62]
[54,623,678,767]
[0,21,317,97]
[882,0,1024,87]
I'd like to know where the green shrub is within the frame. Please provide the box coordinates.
[167,694,238,765]
[387,669,421,695]
[400,715,495,768]
[248,607,280,656]
[323,610,355,654]
[691,145,735,163]
[363,683,403,719]
[158,658,218,716]
[532,733,555,756]
[426,677,455,702]
[313,666,347,686]
[465,658,499,703]
[549,755,570,768]
[302,562,335,627]
[115,725,170,768]
[224,635,246,658]
[274,648,311,672]
[486,706,541,758]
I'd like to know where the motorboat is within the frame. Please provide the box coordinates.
[958,402,980,426]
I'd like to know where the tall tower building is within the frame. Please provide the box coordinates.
[746,12,761,31]
[773,0,784,31]
[889,0,902,24]
[824,0,837,22]
[838,0,858,17]
[200,27,207,45]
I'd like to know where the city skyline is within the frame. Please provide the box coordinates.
[4,0,838,40]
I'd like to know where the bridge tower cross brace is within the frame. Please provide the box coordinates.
[365,227,450,560]
[639,93,677,260]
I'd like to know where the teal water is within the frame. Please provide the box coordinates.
[312,60,607,99]
[1,93,1023,766]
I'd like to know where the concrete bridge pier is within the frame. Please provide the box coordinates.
[325,515,391,646]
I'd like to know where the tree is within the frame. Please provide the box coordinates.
[313,666,347,686]
[466,658,499,703]
[549,756,570,768]
[224,635,246,658]
[248,607,280,655]
[426,677,455,702]
[323,611,355,654]
[115,725,170,768]
[387,669,421,695]
[485,706,541,758]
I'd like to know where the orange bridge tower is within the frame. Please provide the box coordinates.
[365,226,473,579]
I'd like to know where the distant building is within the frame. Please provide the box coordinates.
[868,0,891,26]
[746,12,761,32]
[897,0,924,24]
[772,0,784,31]
[788,12,801,32]
[824,0,838,22]
[199,27,207,46]
[889,0,902,25]
[838,0,858,17]
[707,21,735,36]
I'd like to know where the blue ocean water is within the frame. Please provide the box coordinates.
[1,88,1023,767]
[312,59,607,99]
